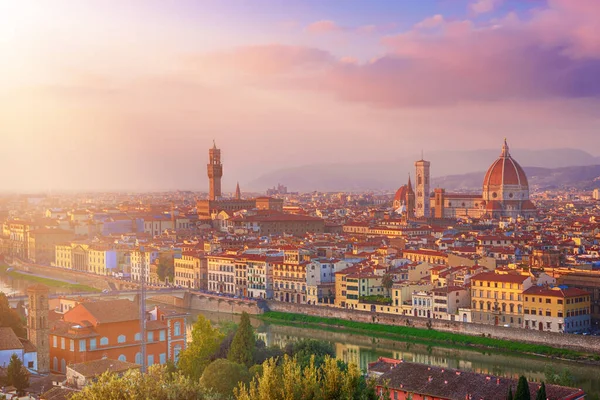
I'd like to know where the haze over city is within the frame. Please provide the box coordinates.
[2,0,600,192]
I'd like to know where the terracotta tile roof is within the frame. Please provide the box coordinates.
[68,358,139,378]
[523,286,590,298]
[0,327,23,351]
[19,338,37,353]
[471,271,529,284]
[371,359,585,400]
[68,299,139,324]
[40,386,78,400]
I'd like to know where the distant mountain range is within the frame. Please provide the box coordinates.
[433,165,600,192]
[248,148,600,192]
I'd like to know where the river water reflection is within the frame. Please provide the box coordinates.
[187,309,600,396]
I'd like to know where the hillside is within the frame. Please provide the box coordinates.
[248,148,600,192]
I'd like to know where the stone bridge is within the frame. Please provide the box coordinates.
[8,286,263,315]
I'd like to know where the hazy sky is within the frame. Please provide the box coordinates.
[1,0,600,192]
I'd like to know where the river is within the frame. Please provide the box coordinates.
[185,310,600,396]
[0,270,80,296]
[2,275,599,395]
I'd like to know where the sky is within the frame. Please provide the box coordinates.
[1,0,600,192]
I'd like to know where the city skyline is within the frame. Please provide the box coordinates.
[2,0,600,192]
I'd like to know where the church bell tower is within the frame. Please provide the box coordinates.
[27,284,49,373]
[207,141,223,201]
[415,156,431,218]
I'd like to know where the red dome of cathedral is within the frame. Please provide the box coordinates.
[483,140,528,188]
[394,185,408,203]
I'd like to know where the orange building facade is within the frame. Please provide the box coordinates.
[48,299,186,374]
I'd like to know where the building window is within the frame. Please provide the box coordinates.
[135,332,141,341]
[148,355,154,366]
[160,330,166,342]
[70,339,74,352]
[61,337,65,350]
[118,354,126,362]
[148,331,154,342]
[174,344,182,362]
[53,336,57,348]
[174,322,181,336]
[160,353,166,364]
[90,338,97,350]
[100,337,109,346]
[79,340,86,352]
[135,352,142,365]
[118,335,126,344]
[53,357,58,371]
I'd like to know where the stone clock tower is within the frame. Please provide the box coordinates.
[27,284,50,373]
[207,140,223,201]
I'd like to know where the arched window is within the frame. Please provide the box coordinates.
[61,359,66,373]
[118,354,126,362]
[100,337,109,346]
[134,333,141,341]
[135,352,142,365]
[118,335,126,344]
[174,322,181,337]
[53,357,58,372]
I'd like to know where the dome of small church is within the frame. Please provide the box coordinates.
[483,140,528,188]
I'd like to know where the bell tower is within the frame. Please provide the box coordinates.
[207,140,223,201]
[415,156,431,218]
[27,284,49,373]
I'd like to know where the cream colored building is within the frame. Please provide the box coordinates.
[174,252,202,289]
[207,254,236,294]
[131,247,160,282]
[87,246,117,276]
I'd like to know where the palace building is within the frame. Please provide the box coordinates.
[197,142,283,220]
[394,140,536,220]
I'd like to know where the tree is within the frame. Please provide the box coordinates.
[177,315,225,380]
[70,365,214,400]
[157,254,174,283]
[535,382,546,400]
[0,293,26,338]
[507,386,513,400]
[235,355,377,400]
[284,339,335,369]
[544,365,575,387]
[6,354,29,396]
[514,376,531,400]
[381,273,394,296]
[228,312,255,367]
[200,359,251,397]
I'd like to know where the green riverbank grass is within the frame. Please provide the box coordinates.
[261,311,595,361]
[0,263,100,293]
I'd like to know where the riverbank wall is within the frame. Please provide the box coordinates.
[7,261,111,291]
[265,301,600,354]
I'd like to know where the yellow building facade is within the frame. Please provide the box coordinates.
[470,271,532,326]
[523,286,591,333]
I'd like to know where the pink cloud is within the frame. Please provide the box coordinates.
[305,20,343,34]
[195,45,334,76]
[469,0,503,15]
[414,14,444,30]
[188,0,600,108]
